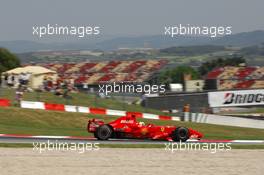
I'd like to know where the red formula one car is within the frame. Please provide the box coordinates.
[87,115,203,142]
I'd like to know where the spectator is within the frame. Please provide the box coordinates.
[7,74,15,87]
[43,76,48,91]
[18,73,24,85]
[1,73,8,87]
[15,85,24,105]
[54,88,63,97]
[63,88,72,99]
[24,72,31,85]
[46,77,53,91]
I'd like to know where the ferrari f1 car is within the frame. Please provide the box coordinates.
[87,115,203,142]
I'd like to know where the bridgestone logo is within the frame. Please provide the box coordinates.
[223,93,264,104]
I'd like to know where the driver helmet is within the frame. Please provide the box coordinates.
[139,122,145,126]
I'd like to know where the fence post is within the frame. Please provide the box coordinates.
[183,112,189,122]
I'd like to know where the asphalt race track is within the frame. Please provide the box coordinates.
[0,134,263,145]
[0,134,263,175]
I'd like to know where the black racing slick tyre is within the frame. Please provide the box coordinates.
[95,125,113,140]
[171,127,189,142]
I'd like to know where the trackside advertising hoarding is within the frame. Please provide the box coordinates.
[208,89,264,107]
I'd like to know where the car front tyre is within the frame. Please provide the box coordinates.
[171,127,189,142]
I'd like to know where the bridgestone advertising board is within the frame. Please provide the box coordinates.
[208,89,264,107]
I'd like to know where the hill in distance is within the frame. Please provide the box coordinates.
[0,30,264,53]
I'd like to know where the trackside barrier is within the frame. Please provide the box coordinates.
[20,100,180,121]
[106,109,126,116]
[182,112,264,129]
[0,99,10,107]
[65,105,77,112]
[184,112,190,122]
[44,103,65,111]
[126,111,143,118]
[142,113,160,120]
[89,108,106,115]
[20,101,45,109]
[77,106,90,113]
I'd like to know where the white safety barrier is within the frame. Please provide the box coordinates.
[183,112,264,129]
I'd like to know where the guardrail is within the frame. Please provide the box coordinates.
[183,112,264,129]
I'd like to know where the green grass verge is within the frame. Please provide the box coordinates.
[0,107,264,140]
[230,144,264,149]
[0,143,33,148]
[0,88,170,116]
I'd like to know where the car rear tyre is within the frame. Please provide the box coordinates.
[171,127,189,142]
[95,125,113,140]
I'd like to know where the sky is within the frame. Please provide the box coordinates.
[0,0,263,41]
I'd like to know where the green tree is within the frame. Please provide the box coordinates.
[198,56,245,76]
[0,48,20,74]
[158,66,200,87]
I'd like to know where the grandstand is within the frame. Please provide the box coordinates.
[205,66,264,90]
[37,60,168,85]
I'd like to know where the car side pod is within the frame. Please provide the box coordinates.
[152,132,170,140]
[166,137,173,142]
